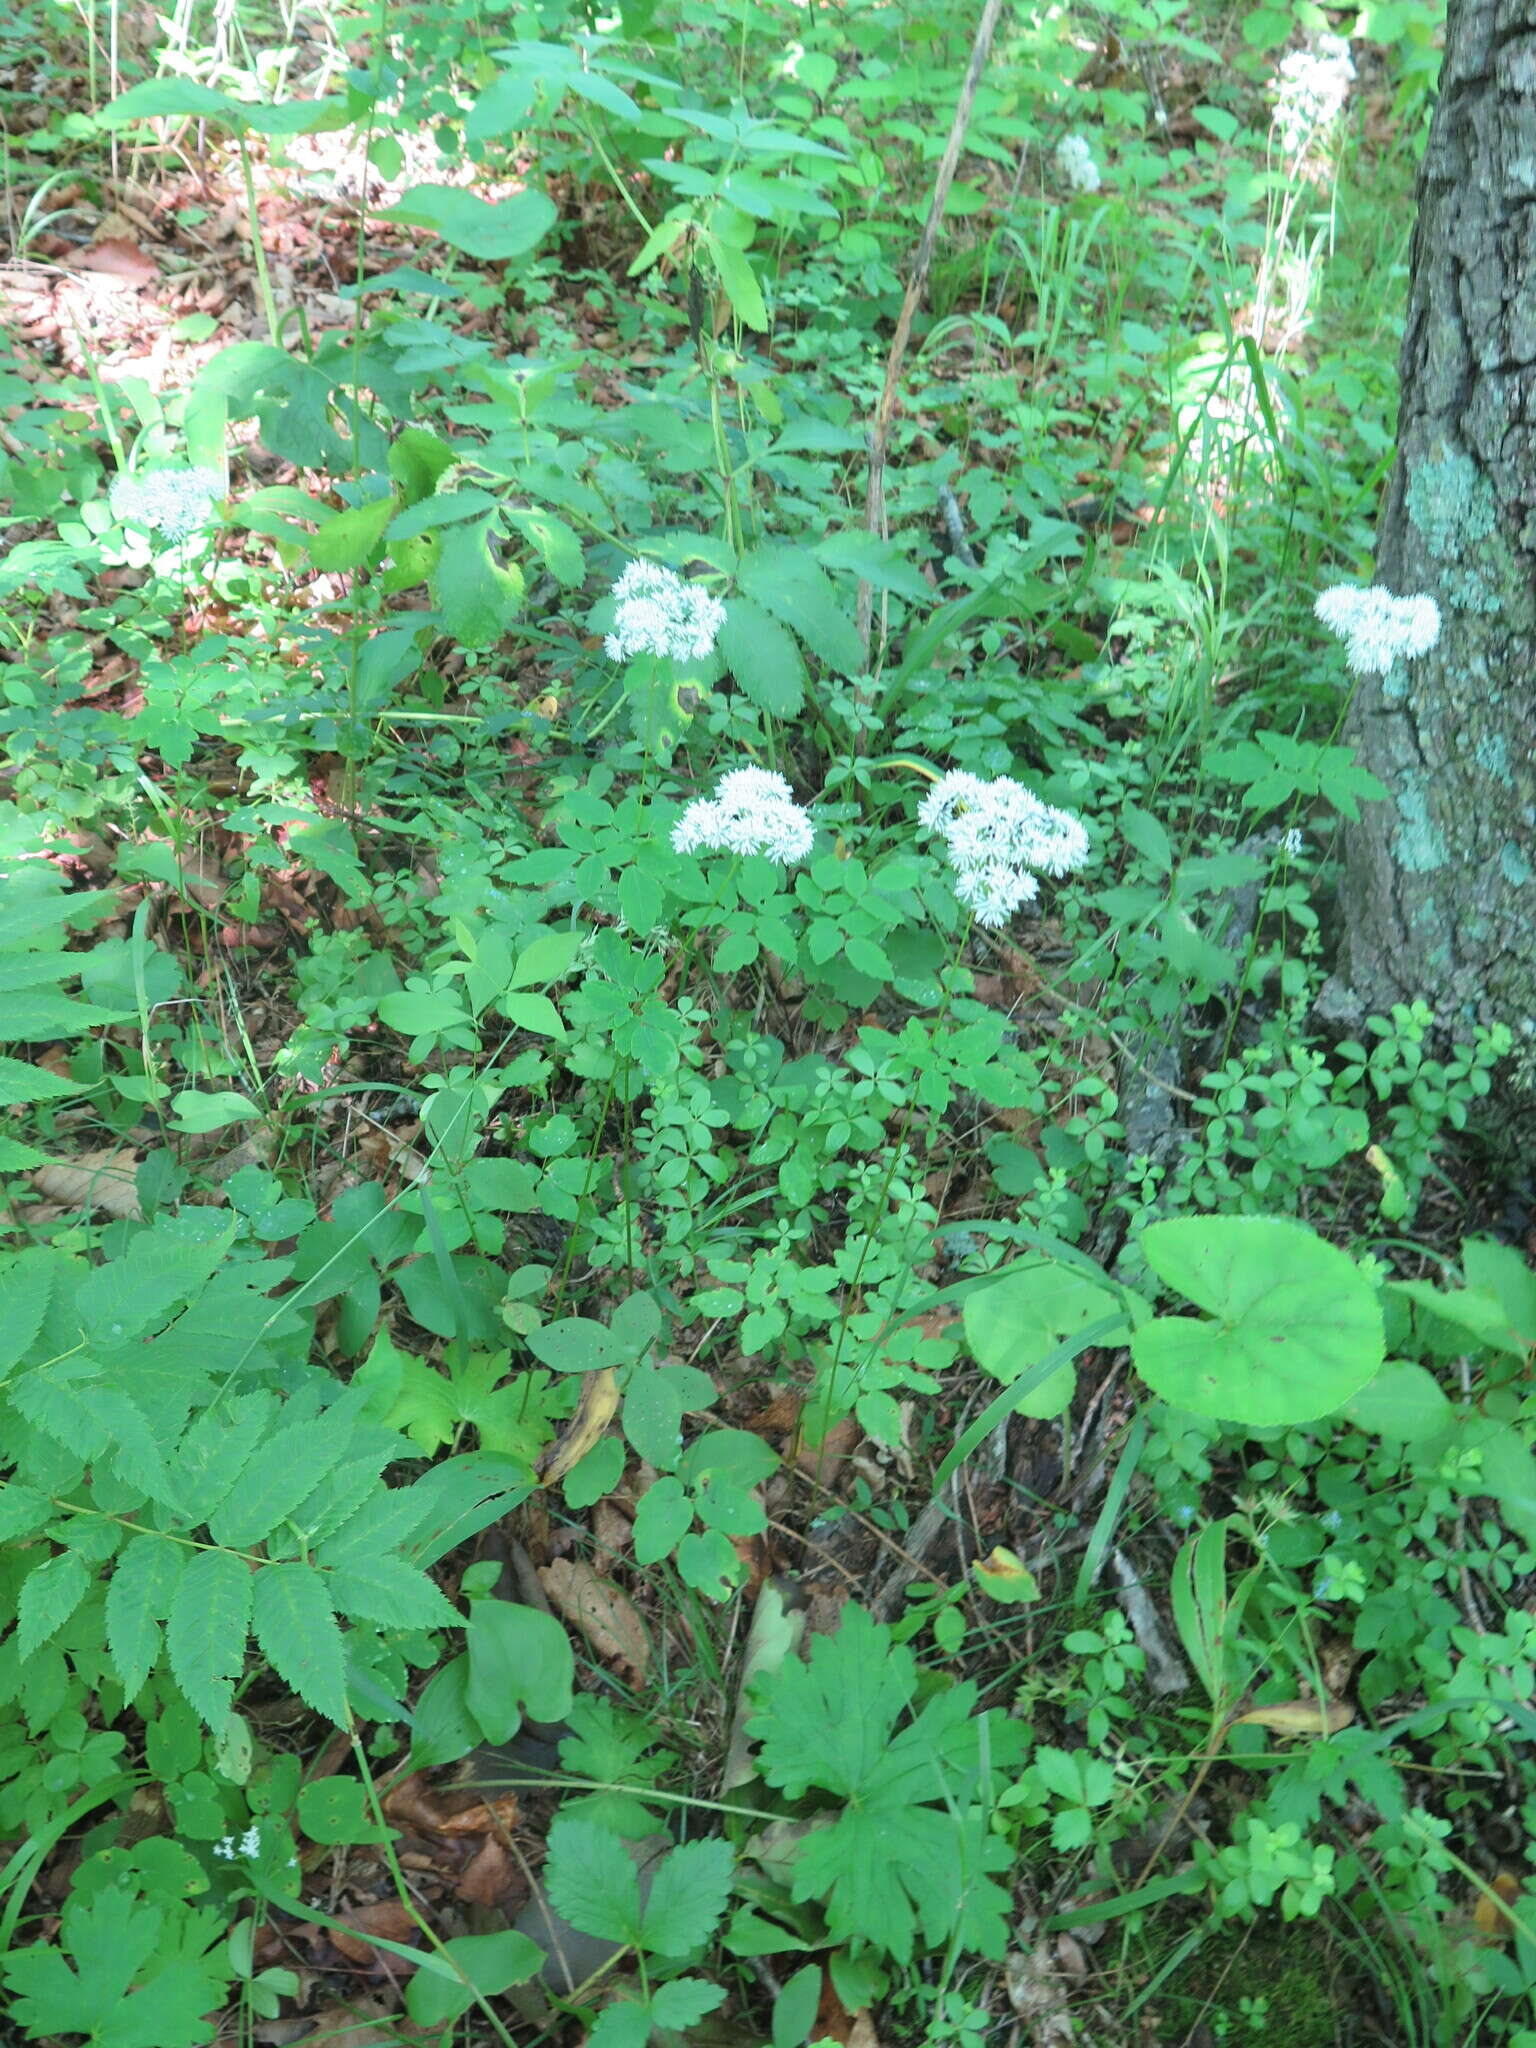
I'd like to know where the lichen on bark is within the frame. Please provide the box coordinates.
[1335,0,1536,1087]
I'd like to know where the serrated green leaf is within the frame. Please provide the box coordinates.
[76,1221,233,1342]
[0,1054,82,1106]
[309,491,396,572]
[172,1396,274,1528]
[0,1481,51,1542]
[718,597,807,715]
[0,990,127,1038]
[653,1979,727,2030]
[166,1548,252,1728]
[17,1550,90,1660]
[208,1407,356,1548]
[325,1553,459,1630]
[106,1535,186,1698]
[431,515,525,649]
[640,1836,734,1956]
[737,543,862,676]
[543,1815,643,1945]
[0,1250,56,1375]
[252,1564,348,1724]
[504,506,584,585]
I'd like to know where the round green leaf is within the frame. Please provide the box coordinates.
[1131,1217,1384,1426]
[964,1259,1132,1420]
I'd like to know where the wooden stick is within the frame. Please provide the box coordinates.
[856,0,1011,662]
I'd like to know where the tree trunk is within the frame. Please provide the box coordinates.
[1333,0,1536,1089]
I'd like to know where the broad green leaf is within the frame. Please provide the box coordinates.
[499,991,565,1036]
[432,515,525,649]
[0,990,127,1037]
[718,597,806,715]
[465,71,541,148]
[17,1550,89,1660]
[527,1318,627,1373]
[252,1564,348,1724]
[101,79,350,134]
[640,1836,735,1956]
[405,1930,544,2028]
[106,1535,186,1699]
[379,184,557,261]
[296,1776,392,1844]
[633,1476,693,1565]
[1339,1360,1451,1442]
[508,930,584,989]
[167,1548,252,1728]
[711,239,768,330]
[168,1089,262,1133]
[465,1597,574,1743]
[814,529,930,600]
[1131,1216,1384,1426]
[965,1260,1133,1420]
[505,506,584,584]
[309,491,396,572]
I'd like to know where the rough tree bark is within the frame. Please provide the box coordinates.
[1333,0,1536,1088]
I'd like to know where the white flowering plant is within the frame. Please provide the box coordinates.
[597,559,728,762]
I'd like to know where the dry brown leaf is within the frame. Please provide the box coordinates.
[1474,1870,1524,1940]
[455,1833,518,1909]
[77,237,160,285]
[279,2001,403,2048]
[32,1147,143,1220]
[539,1558,649,1680]
[327,1899,419,1970]
[590,1499,633,1566]
[1231,1697,1354,1738]
[540,1369,620,1487]
[382,1771,517,1839]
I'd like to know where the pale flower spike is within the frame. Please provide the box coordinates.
[1272,34,1355,159]
[108,465,224,542]
[920,770,1090,929]
[1054,132,1102,194]
[672,765,815,866]
[605,560,727,663]
[1314,584,1441,676]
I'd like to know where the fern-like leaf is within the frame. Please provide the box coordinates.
[106,1534,186,1699]
[17,1550,89,1660]
[207,1402,359,1549]
[325,1553,459,1630]
[166,1548,251,1728]
[251,1563,348,1724]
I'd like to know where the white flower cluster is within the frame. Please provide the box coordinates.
[604,561,727,664]
[108,465,224,542]
[672,765,815,865]
[1314,584,1442,675]
[919,771,1090,929]
[1054,132,1102,195]
[1272,34,1355,158]
[213,1825,262,1861]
